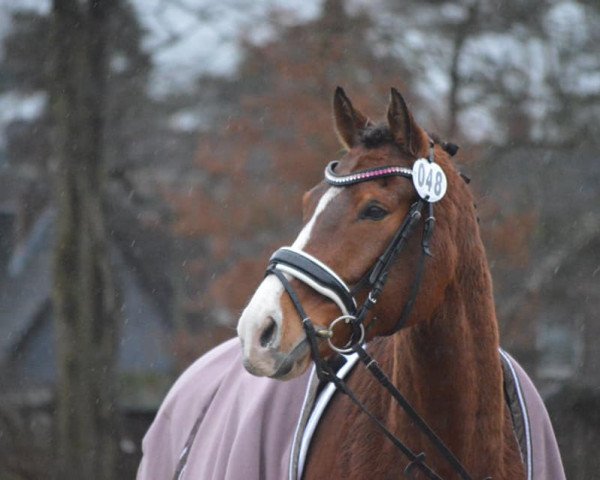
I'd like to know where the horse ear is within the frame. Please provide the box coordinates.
[387,88,429,156]
[333,86,370,150]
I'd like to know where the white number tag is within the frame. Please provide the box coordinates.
[412,158,447,203]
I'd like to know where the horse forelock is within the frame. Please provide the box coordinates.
[359,126,459,163]
[358,123,395,149]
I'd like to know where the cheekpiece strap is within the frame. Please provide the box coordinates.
[325,161,412,186]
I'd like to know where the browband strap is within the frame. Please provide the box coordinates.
[325,161,412,186]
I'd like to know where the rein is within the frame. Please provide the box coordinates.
[266,142,485,480]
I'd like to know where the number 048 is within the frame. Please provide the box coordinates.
[412,159,447,203]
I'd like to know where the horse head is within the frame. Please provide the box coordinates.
[237,87,473,379]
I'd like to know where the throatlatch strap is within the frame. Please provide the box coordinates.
[390,244,428,332]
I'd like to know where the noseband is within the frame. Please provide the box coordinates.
[265,141,483,480]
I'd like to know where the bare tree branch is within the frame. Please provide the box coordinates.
[447,1,480,138]
[499,212,600,323]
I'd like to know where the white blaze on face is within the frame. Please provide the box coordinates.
[237,187,341,359]
[292,187,341,250]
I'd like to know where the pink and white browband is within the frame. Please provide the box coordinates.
[324,161,413,186]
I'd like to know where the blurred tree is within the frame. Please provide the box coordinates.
[0,11,52,181]
[0,1,185,325]
[50,0,119,479]
[0,2,156,176]
[1,12,52,91]
[166,0,415,332]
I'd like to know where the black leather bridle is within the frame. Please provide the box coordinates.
[266,141,484,480]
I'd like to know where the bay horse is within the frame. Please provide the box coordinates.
[236,87,532,479]
[137,87,564,480]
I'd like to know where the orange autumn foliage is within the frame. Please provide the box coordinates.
[165,1,417,322]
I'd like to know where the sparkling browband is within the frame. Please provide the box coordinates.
[325,161,413,186]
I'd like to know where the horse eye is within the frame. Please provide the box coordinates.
[360,204,389,221]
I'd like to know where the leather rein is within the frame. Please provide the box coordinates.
[266,142,485,480]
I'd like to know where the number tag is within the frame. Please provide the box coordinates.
[412,159,447,203]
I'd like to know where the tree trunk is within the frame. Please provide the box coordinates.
[446,2,479,139]
[51,1,119,479]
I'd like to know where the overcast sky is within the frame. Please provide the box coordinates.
[0,0,322,96]
[132,0,323,96]
[0,0,595,142]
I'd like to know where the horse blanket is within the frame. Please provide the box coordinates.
[137,338,565,480]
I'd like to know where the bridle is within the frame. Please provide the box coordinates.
[268,140,436,352]
[266,141,486,480]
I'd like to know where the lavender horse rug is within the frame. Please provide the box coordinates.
[137,338,565,479]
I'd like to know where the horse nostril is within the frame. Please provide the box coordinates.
[259,317,277,348]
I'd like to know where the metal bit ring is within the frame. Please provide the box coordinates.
[327,315,365,354]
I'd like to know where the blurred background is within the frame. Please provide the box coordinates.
[0,0,597,478]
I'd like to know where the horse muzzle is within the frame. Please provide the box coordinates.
[240,329,310,381]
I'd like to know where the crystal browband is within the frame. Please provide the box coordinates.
[324,161,413,186]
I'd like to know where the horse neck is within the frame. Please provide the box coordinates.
[387,228,506,470]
